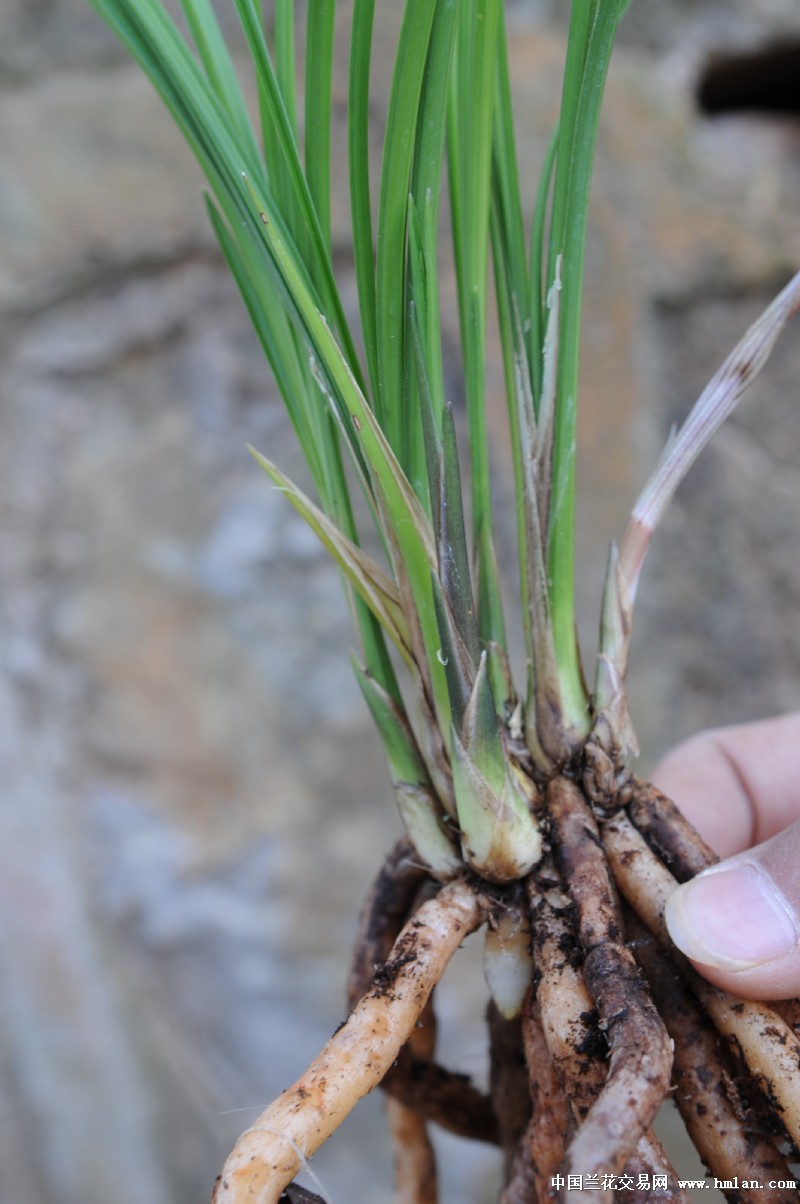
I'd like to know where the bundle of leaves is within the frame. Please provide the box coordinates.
[88,0,800,1201]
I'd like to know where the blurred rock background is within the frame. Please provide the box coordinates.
[1,2,799,1201]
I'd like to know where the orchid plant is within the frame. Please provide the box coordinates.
[85,1,800,1201]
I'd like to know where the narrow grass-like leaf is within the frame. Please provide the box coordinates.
[409,0,458,456]
[431,571,474,733]
[440,404,479,658]
[232,0,363,380]
[490,181,559,714]
[274,0,298,140]
[419,188,447,437]
[254,0,304,251]
[491,202,534,667]
[546,0,629,735]
[89,0,329,409]
[375,0,436,448]
[461,0,501,521]
[492,3,530,378]
[179,0,262,167]
[402,229,427,501]
[239,242,454,732]
[250,448,413,665]
[536,258,561,538]
[409,201,465,570]
[351,659,461,878]
[380,515,451,742]
[348,0,379,402]
[528,125,559,397]
[411,0,458,243]
[237,174,366,470]
[474,516,507,692]
[447,0,505,650]
[304,0,335,251]
[408,290,439,520]
[91,0,410,716]
[206,197,325,487]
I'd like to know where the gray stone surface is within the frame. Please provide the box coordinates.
[1,2,800,1202]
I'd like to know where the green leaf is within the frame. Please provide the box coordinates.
[447,0,505,649]
[304,0,335,251]
[274,0,299,141]
[352,658,461,878]
[546,0,629,735]
[439,404,478,658]
[431,567,473,732]
[249,448,413,665]
[206,196,324,484]
[375,0,437,447]
[459,651,502,787]
[408,0,458,485]
[491,3,530,380]
[451,656,542,883]
[348,0,379,403]
[528,125,559,396]
[178,0,262,166]
[232,0,362,378]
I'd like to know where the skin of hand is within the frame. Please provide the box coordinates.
[653,711,800,1001]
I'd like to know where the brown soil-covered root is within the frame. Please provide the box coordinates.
[489,1002,532,1166]
[625,909,794,1202]
[516,995,569,1200]
[347,840,498,1146]
[620,1132,690,1204]
[528,860,682,1203]
[528,865,607,1127]
[386,1096,437,1204]
[220,779,800,1204]
[386,991,438,1204]
[384,1052,500,1144]
[773,996,800,1039]
[498,1134,540,1204]
[346,842,442,1188]
[628,780,717,881]
[603,811,800,1155]
[548,778,673,1192]
[629,784,800,1043]
[347,839,431,1006]
[213,880,484,1204]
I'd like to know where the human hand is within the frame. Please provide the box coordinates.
[654,712,800,1000]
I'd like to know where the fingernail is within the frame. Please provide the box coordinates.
[665,862,800,971]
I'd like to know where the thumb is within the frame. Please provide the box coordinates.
[665,818,800,1000]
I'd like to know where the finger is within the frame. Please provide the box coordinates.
[665,817,800,1000]
[651,711,800,859]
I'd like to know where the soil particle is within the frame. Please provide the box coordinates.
[575,1013,607,1061]
[280,1187,328,1204]
[555,931,582,970]
[370,930,424,997]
